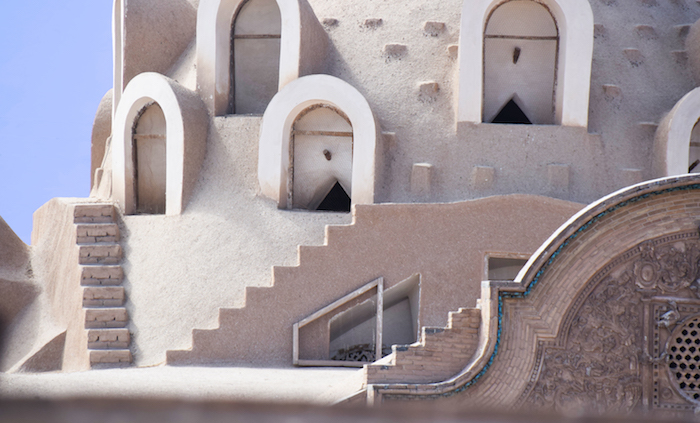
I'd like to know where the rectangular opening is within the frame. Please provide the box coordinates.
[328,274,420,362]
[487,256,529,281]
[294,278,382,367]
[293,274,422,367]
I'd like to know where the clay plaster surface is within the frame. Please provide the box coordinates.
[0,366,361,404]
[121,116,351,367]
[108,0,700,206]
[166,40,198,92]
[165,194,582,367]
[586,1,698,180]
[6,198,110,372]
[120,0,196,93]
[688,18,700,84]
[68,0,700,375]
[302,0,699,204]
[0,215,36,371]
[654,87,700,177]
[90,89,113,188]
[0,215,30,282]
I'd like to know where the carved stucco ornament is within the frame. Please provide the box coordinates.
[633,241,700,293]
[522,234,700,416]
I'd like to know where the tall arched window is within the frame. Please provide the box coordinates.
[483,0,558,125]
[230,0,281,114]
[132,103,167,214]
[290,105,353,212]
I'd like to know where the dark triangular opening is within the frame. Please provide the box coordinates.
[491,99,532,124]
[316,181,351,212]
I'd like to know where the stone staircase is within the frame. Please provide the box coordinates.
[361,307,482,385]
[74,204,132,367]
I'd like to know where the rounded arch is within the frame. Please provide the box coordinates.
[258,75,382,209]
[653,88,700,177]
[112,72,209,215]
[369,174,700,403]
[196,0,328,116]
[456,0,593,127]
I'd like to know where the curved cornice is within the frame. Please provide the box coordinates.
[370,174,700,403]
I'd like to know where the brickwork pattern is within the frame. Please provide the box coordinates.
[166,196,580,367]
[364,308,481,385]
[373,177,700,408]
[74,204,132,366]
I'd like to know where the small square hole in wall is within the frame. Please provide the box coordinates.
[487,257,529,281]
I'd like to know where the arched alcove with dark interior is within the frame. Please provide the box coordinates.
[132,102,167,214]
[483,0,558,125]
[291,104,353,212]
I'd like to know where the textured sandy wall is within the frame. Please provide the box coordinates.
[165,194,583,367]
[0,215,36,370]
[121,116,351,366]
[0,215,29,282]
[301,0,699,204]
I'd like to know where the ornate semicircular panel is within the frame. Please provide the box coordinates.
[521,231,700,416]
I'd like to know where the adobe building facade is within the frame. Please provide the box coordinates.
[4,0,700,418]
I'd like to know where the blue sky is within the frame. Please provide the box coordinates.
[0,2,113,243]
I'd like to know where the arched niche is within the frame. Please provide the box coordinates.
[112,73,209,215]
[483,1,558,124]
[197,0,328,116]
[291,105,353,212]
[258,75,382,209]
[654,88,700,177]
[456,0,593,127]
[133,103,167,214]
[231,0,281,114]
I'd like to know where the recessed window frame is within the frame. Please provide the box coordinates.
[289,104,354,211]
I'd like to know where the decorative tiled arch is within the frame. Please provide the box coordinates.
[653,88,700,177]
[369,174,700,406]
[456,0,594,127]
[258,75,382,209]
[196,0,328,116]
[112,73,209,215]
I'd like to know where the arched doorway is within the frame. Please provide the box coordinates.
[483,0,558,124]
[132,102,166,214]
[290,104,353,212]
[230,0,281,114]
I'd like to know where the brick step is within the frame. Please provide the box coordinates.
[76,223,119,244]
[83,286,125,307]
[363,308,482,385]
[78,245,122,265]
[85,307,129,329]
[74,204,115,224]
[87,329,130,349]
[81,265,123,286]
[89,349,132,365]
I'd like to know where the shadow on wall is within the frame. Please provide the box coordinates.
[0,215,35,341]
[0,280,38,337]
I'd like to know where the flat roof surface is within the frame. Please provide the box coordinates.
[0,366,362,404]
